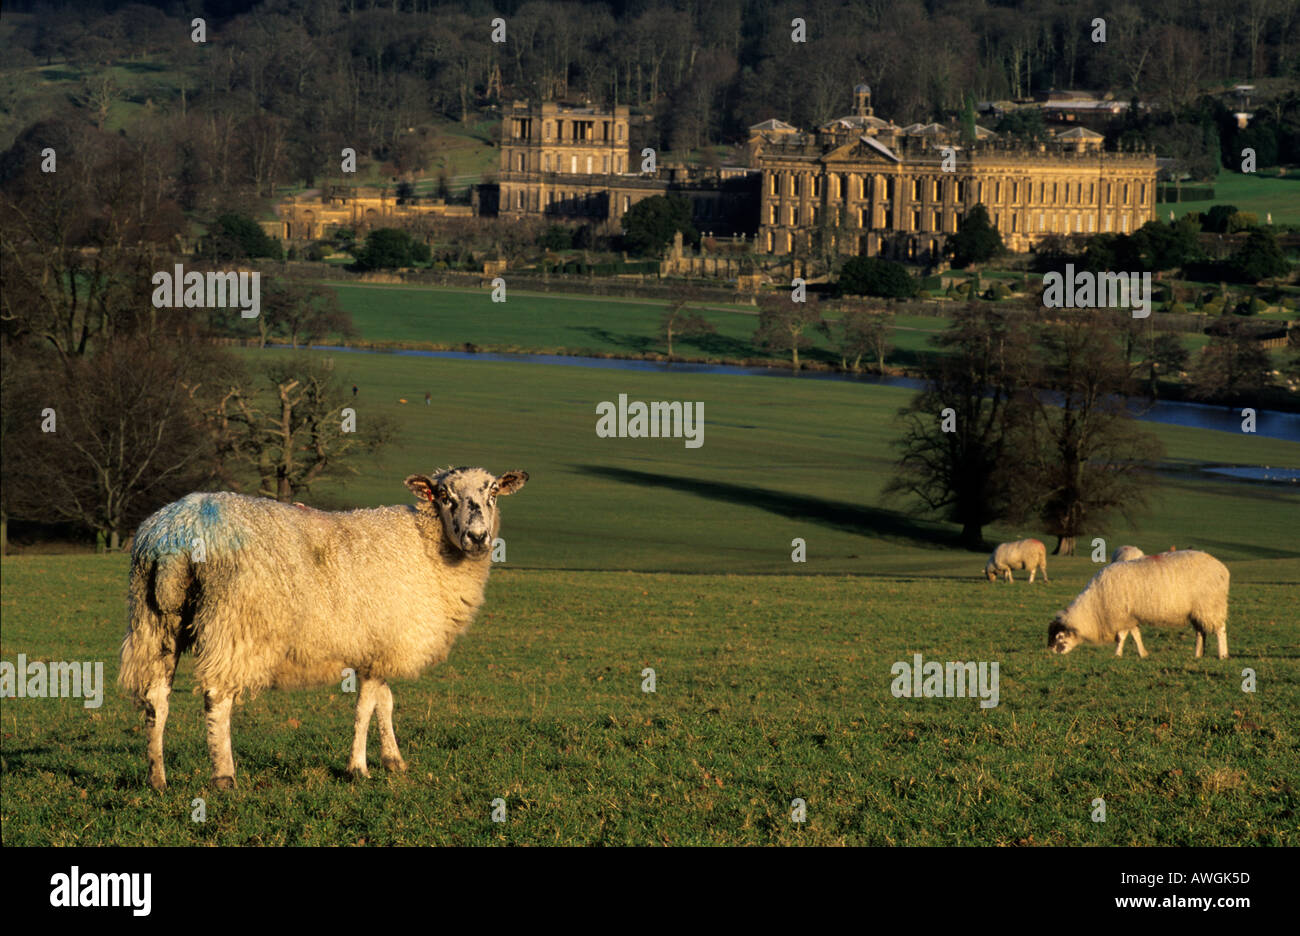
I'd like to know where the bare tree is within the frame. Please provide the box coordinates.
[885,305,1033,549]
[839,306,892,374]
[3,338,218,550]
[72,74,120,130]
[753,296,830,371]
[1021,314,1164,556]
[660,295,716,359]
[203,358,395,502]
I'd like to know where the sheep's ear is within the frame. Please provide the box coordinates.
[405,475,436,502]
[495,470,529,496]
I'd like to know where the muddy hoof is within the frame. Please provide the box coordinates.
[381,756,407,773]
[348,766,370,780]
[213,775,236,791]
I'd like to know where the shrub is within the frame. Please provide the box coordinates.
[837,256,918,298]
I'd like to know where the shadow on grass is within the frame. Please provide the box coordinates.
[572,464,960,550]
[684,332,758,359]
[568,326,659,354]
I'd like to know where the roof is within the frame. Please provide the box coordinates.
[857,134,900,162]
[901,122,947,136]
[1056,126,1104,139]
[749,118,798,133]
[821,114,896,132]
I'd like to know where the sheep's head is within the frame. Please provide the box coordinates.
[984,562,997,582]
[405,467,529,558]
[1047,616,1080,654]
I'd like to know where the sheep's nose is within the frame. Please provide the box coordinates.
[467,531,488,546]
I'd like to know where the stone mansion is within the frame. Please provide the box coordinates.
[492,85,1157,264]
[271,85,1157,266]
[753,85,1157,263]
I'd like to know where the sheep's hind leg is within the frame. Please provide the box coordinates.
[1131,628,1148,658]
[1217,629,1229,660]
[1194,630,1205,658]
[375,681,407,773]
[144,636,183,791]
[1115,630,1129,656]
[348,678,380,778]
[204,689,237,790]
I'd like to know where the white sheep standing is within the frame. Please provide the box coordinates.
[1110,545,1145,563]
[984,538,1049,583]
[1047,549,1229,659]
[119,466,528,790]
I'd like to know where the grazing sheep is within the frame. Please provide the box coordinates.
[984,538,1049,583]
[119,467,528,790]
[1110,545,1145,563]
[1047,549,1229,660]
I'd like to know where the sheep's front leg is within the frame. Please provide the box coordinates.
[204,690,237,790]
[1028,567,1036,583]
[1216,629,1229,660]
[1039,564,1049,583]
[348,678,380,778]
[1194,630,1205,658]
[1115,630,1129,656]
[375,681,407,773]
[1131,628,1148,658]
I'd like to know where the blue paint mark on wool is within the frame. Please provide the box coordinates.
[134,494,246,560]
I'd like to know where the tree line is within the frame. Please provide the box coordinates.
[0,123,392,553]
[5,0,1299,176]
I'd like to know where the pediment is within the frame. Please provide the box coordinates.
[821,134,901,165]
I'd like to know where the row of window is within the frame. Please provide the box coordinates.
[765,171,1149,207]
[764,203,1140,235]
[507,188,637,215]
[511,152,628,174]
[511,118,627,143]
[763,220,1138,257]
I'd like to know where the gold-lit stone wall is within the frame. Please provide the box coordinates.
[755,139,1157,262]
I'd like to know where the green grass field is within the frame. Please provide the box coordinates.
[2,351,1297,845]
[1167,170,1300,227]
[311,281,1292,380]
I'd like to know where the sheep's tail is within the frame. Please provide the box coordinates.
[119,553,194,703]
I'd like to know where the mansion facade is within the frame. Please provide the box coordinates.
[753,85,1158,263]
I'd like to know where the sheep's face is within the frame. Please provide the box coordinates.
[1047,618,1081,654]
[406,468,529,558]
[984,564,997,582]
